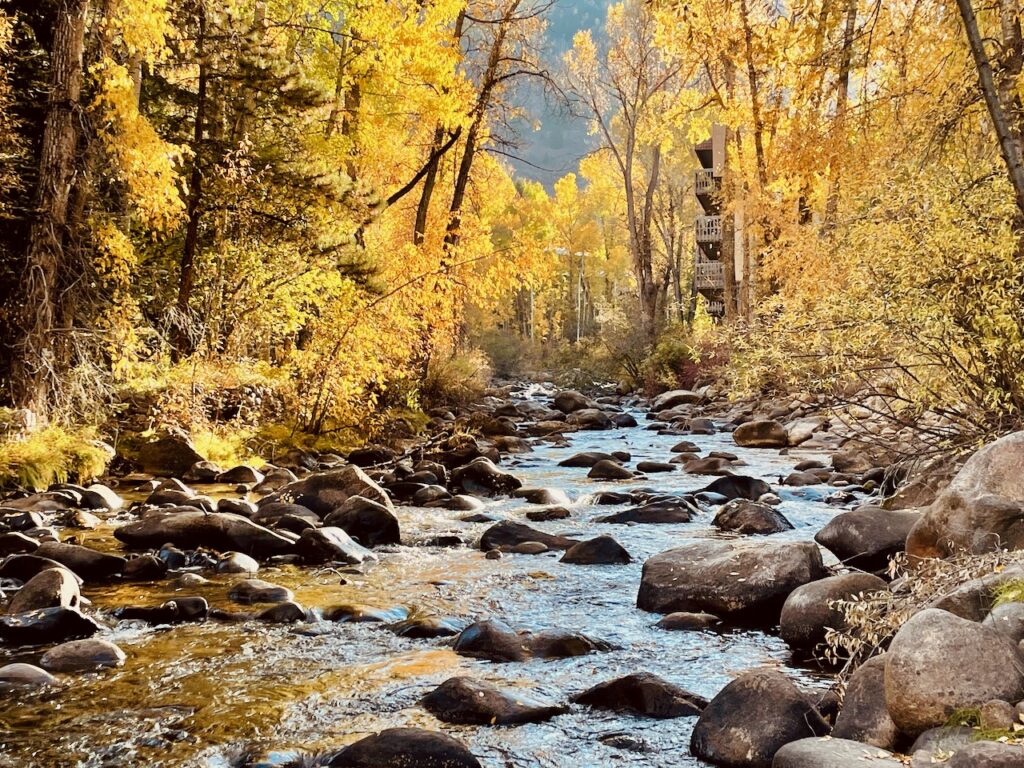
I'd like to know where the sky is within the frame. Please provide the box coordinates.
[504,0,609,189]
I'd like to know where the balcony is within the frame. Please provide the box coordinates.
[695,259,724,290]
[705,299,725,317]
[695,215,722,243]
[695,169,716,196]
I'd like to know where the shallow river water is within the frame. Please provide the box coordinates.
[0,388,850,768]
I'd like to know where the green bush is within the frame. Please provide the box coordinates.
[0,426,112,490]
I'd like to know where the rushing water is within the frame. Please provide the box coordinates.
[0,388,852,768]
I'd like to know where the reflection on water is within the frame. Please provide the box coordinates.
[0,394,845,767]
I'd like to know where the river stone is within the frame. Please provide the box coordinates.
[566,408,613,431]
[553,390,593,413]
[122,554,167,581]
[733,420,789,448]
[116,596,209,624]
[908,726,975,765]
[479,521,577,552]
[558,451,620,468]
[422,676,568,725]
[772,738,903,767]
[656,612,721,630]
[133,434,205,476]
[256,601,306,623]
[252,501,317,526]
[596,498,698,524]
[450,457,522,496]
[0,532,39,556]
[0,662,56,688]
[0,607,101,645]
[984,601,1024,643]
[699,475,773,501]
[323,500,400,547]
[326,727,481,768]
[574,672,707,718]
[683,457,734,475]
[783,471,822,487]
[39,638,126,672]
[81,484,123,510]
[296,526,376,565]
[713,500,793,535]
[453,619,608,662]
[779,573,888,653]
[588,460,634,480]
[34,541,125,582]
[268,465,394,515]
[8,567,81,614]
[0,554,71,584]
[907,431,1024,558]
[526,506,570,522]
[216,551,260,574]
[560,535,631,565]
[928,565,1024,621]
[115,509,297,559]
[814,506,921,573]
[637,540,828,624]
[323,604,408,623]
[636,461,675,473]
[885,608,1024,736]
[390,616,466,638]
[513,488,571,505]
[947,741,1024,767]
[652,390,703,410]
[690,669,830,768]
[229,578,293,605]
[832,655,899,749]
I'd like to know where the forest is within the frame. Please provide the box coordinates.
[5,1,1024,767]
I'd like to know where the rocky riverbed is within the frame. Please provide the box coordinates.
[2,382,1023,767]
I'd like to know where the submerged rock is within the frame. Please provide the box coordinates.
[453,619,609,662]
[326,727,481,768]
[479,521,577,552]
[39,638,126,672]
[421,676,568,725]
[0,662,56,688]
[574,672,707,718]
[655,612,721,631]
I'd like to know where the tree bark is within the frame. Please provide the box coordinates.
[823,0,857,231]
[14,0,90,418]
[955,0,1024,220]
[174,1,207,360]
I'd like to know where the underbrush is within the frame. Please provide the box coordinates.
[421,348,492,408]
[0,422,111,489]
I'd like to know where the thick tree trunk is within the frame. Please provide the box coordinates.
[823,0,857,231]
[14,0,90,418]
[174,3,207,360]
[955,0,1024,220]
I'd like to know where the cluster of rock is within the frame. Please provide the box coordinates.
[5,382,1024,766]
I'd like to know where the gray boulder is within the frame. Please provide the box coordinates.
[574,672,707,718]
[885,608,1024,736]
[713,500,793,535]
[421,676,567,725]
[269,465,394,515]
[772,738,902,767]
[638,540,827,624]
[832,654,899,749]
[779,573,888,653]
[690,669,830,768]
[296,526,376,565]
[815,506,921,573]
[326,727,480,768]
[733,420,789,448]
[948,742,1024,767]
[39,638,126,672]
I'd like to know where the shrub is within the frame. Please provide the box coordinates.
[0,426,111,490]
[421,347,493,408]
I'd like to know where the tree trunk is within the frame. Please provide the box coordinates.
[823,0,857,231]
[955,0,1024,220]
[14,0,90,419]
[174,2,207,360]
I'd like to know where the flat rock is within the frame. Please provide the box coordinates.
[656,612,721,631]
[773,738,903,767]
[422,676,568,725]
[115,509,296,559]
[34,541,125,581]
[479,521,577,552]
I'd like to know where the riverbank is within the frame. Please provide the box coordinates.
[1,381,1022,767]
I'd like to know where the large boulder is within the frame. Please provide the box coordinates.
[0,607,101,645]
[133,434,205,476]
[552,390,593,413]
[269,465,394,515]
[8,567,81,614]
[652,389,703,410]
[295,526,376,565]
[772,738,902,767]
[421,676,568,725]
[114,509,296,559]
[323,500,400,547]
[779,573,888,653]
[733,420,789,448]
[450,458,522,496]
[39,638,126,672]
[907,431,1024,558]
[479,521,577,552]
[638,540,827,624]
[33,541,125,581]
[884,608,1024,736]
[573,672,707,718]
[832,655,899,749]
[560,535,631,565]
[567,408,613,430]
[815,507,921,573]
[326,728,481,768]
[947,742,1024,767]
[713,500,793,535]
[587,460,634,480]
[690,669,830,768]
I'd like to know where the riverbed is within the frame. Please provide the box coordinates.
[0,386,851,768]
